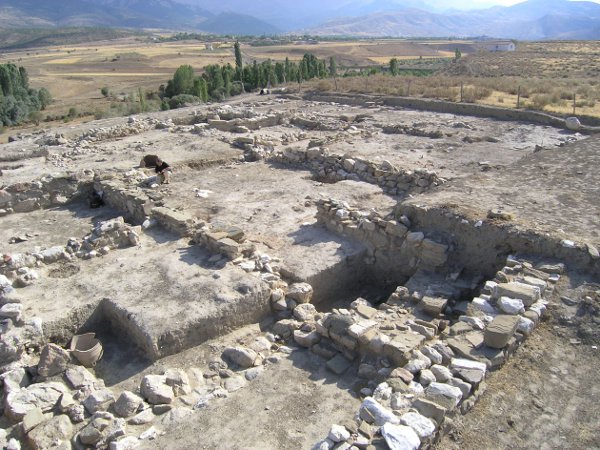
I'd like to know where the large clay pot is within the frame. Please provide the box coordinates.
[70,333,103,367]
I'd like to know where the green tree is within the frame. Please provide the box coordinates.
[101,86,109,97]
[172,65,195,96]
[38,88,52,110]
[234,40,243,82]
[455,48,462,61]
[390,58,399,76]
[329,57,337,78]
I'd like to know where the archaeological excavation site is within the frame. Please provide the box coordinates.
[0,91,599,450]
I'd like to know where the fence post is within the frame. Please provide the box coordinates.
[407,80,412,97]
[573,93,576,115]
[517,85,521,109]
[460,82,464,103]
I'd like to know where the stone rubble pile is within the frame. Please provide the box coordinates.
[0,173,92,216]
[266,255,557,449]
[0,310,288,450]
[0,216,141,300]
[272,148,444,195]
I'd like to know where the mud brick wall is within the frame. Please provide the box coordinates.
[315,198,450,282]
[271,147,443,195]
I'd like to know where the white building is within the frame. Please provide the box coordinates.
[479,41,516,52]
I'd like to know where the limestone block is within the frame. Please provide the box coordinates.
[360,397,400,426]
[222,347,257,369]
[5,382,67,422]
[497,297,525,315]
[27,414,73,450]
[0,368,30,394]
[430,365,452,383]
[484,315,520,349]
[328,424,351,443]
[355,304,378,319]
[519,276,547,294]
[110,436,140,450]
[385,221,408,238]
[83,389,115,414]
[140,375,174,405]
[22,407,45,433]
[425,382,463,409]
[0,303,22,323]
[469,297,497,315]
[400,411,436,440]
[165,369,191,396]
[420,296,447,316]
[293,330,321,348]
[65,366,99,390]
[494,282,540,306]
[113,391,143,418]
[37,343,71,377]
[419,369,436,387]
[448,376,472,398]
[383,333,426,366]
[412,398,447,424]
[381,423,420,450]
[517,316,535,335]
[293,303,317,322]
[286,282,314,304]
[408,322,435,339]
[420,239,448,267]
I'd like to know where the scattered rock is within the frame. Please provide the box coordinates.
[114,391,143,418]
[222,346,258,369]
[381,423,421,450]
[140,375,174,405]
[37,343,71,377]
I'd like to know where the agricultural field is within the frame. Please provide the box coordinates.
[1,36,600,142]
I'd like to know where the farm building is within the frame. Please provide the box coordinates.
[477,40,516,52]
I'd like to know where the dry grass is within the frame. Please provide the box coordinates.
[1,37,599,135]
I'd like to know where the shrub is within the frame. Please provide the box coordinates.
[168,94,200,109]
[101,87,109,97]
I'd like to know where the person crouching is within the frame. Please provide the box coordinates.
[155,157,172,184]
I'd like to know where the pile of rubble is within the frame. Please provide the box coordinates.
[0,317,291,450]
[261,254,556,450]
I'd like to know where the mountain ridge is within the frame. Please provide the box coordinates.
[1,0,599,39]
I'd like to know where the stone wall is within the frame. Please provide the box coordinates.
[399,203,600,278]
[271,147,443,196]
[315,198,450,283]
[0,174,90,217]
[302,92,600,133]
[303,253,553,449]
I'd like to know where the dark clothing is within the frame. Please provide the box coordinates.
[155,161,170,173]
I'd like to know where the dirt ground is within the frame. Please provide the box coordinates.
[1,92,599,449]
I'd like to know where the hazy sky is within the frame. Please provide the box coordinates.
[440,0,600,8]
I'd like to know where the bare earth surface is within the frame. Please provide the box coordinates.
[1,93,599,450]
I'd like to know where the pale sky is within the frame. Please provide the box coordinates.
[471,0,600,4]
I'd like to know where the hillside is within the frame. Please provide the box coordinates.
[1,0,600,38]
[304,0,600,39]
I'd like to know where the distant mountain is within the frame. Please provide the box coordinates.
[303,0,600,39]
[200,12,281,35]
[1,0,600,39]
[0,0,212,29]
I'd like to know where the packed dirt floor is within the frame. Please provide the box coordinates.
[0,92,599,450]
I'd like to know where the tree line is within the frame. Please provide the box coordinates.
[160,42,331,107]
[0,63,51,126]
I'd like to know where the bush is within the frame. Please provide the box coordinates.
[101,87,109,97]
[168,94,200,109]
